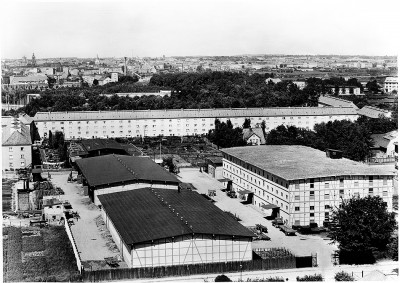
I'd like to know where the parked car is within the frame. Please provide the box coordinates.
[272,217,284,227]
[280,225,296,236]
[256,224,268,233]
[226,191,237,198]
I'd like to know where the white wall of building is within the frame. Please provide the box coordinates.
[35,114,358,140]
[2,145,32,170]
[101,207,252,268]
[223,158,393,227]
[384,77,398,93]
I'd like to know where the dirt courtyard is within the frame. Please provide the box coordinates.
[50,171,127,269]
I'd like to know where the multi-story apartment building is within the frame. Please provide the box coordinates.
[2,116,32,170]
[384,77,398,93]
[221,146,395,227]
[32,107,358,140]
[2,74,48,91]
[330,86,362,96]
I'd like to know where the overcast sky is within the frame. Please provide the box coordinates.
[1,0,399,59]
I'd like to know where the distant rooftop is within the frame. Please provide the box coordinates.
[221,145,395,181]
[318,95,358,109]
[243,128,266,144]
[357,106,391,118]
[2,117,32,146]
[32,107,358,121]
[371,130,398,149]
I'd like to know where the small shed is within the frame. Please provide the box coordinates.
[325,149,343,159]
[205,157,223,178]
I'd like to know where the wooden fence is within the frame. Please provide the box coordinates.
[367,157,396,164]
[82,257,296,282]
[64,214,83,274]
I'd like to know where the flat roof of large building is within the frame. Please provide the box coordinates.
[221,145,396,181]
[32,107,358,121]
[98,188,254,246]
[75,154,180,187]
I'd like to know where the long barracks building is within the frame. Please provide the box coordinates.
[221,146,395,227]
[32,107,358,140]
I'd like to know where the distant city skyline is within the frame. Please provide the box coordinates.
[1,0,399,59]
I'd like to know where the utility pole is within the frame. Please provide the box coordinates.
[160,140,162,160]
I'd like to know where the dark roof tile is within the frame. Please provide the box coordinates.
[98,188,254,245]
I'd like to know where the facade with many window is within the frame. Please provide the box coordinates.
[2,116,32,170]
[384,77,398,93]
[32,107,358,140]
[221,146,395,227]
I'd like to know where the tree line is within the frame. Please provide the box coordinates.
[209,115,397,162]
[3,72,373,117]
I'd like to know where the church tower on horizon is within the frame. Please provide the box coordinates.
[31,53,37,66]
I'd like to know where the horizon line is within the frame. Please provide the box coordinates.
[1,53,398,61]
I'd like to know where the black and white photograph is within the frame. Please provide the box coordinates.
[1,0,399,281]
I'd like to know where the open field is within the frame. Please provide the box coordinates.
[2,226,81,282]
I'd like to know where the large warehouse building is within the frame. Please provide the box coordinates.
[75,154,180,205]
[98,188,254,268]
[31,107,358,140]
[221,146,395,227]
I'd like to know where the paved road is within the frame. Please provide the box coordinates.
[178,168,337,268]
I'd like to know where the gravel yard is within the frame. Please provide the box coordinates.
[50,171,127,269]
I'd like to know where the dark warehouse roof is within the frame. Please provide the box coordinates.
[75,154,180,187]
[98,188,254,246]
[80,138,126,152]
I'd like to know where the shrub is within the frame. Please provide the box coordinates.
[215,274,232,282]
[334,271,354,281]
[246,277,285,282]
[296,274,323,281]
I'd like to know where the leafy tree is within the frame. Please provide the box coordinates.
[215,274,231,282]
[47,76,57,88]
[266,121,373,162]
[266,125,317,146]
[334,271,354,281]
[162,157,177,174]
[357,115,397,134]
[261,120,266,136]
[243,118,251,129]
[328,196,397,264]
[48,130,53,147]
[208,119,247,149]
[296,274,323,281]
[30,121,41,142]
[313,120,372,161]
[387,233,398,261]
[118,75,138,83]
[366,80,381,93]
